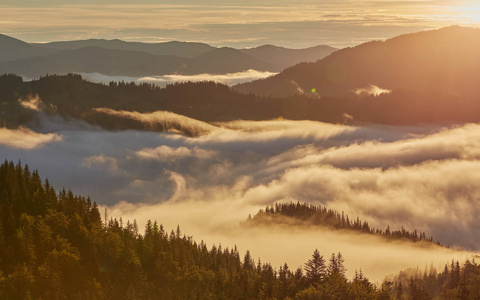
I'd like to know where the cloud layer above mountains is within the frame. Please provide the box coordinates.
[2,113,480,281]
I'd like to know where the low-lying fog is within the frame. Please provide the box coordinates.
[2,109,480,282]
[24,69,277,87]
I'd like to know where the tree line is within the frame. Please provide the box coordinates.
[2,160,479,299]
[382,259,480,299]
[0,160,380,299]
[4,73,480,135]
[244,202,440,246]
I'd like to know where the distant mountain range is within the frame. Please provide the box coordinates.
[235,26,480,99]
[0,34,54,62]
[2,27,480,129]
[0,34,337,77]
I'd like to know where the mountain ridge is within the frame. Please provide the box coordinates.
[0,34,54,62]
[0,34,338,77]
[234,26,480,98]
[33,38,215,58]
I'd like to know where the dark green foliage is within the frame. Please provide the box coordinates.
[4,160,480,298]
[5,73,480,135]
[245,202,441,246]
[1,160,385,299]
[385,259,480,300]
[304,249,326,285]
[0,74,284,132]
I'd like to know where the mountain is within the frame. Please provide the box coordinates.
[0,46,189,77]
[4,73,480,131]
[241,44,337,71]
[35,39,337,67]
[0,46,273,77]
[0,33,336,77]
[0,34,53,62]
[234,26,480,98]
[185,47,276,74]
[34,39,214,58]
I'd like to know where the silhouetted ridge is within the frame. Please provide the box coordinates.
[34,39,215,58]
[235,26,480,98]
[0,34,53,62]
[0,33,336,76]
[185,47,276,74]
[4,72,480,133]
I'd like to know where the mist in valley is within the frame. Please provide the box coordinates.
[2,108,480,282]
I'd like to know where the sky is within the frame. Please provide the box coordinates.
[1,0,479,48]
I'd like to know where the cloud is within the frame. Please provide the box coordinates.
[239,161,480,247]
[92,107,218,136]
[0,126,63,149]
[138,70,277,86]
[2,3,478,48]
[107,196,473,283]
[195,119,357,145]
[135,145,216,161]
[18,95,43,111]
[82,154,119,173]
[5,117,480,283]
[354,85,392,97]
[263,123,480,171]
[79,70,276,87]
[100,122,480,251]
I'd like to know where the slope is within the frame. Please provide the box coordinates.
[0,34,53,62]
[235,26,480,98]
[34,39,214,58]
[241,44,337,71]
[184,47,276,74]
[0,160,380,299]
[0,46,189,77]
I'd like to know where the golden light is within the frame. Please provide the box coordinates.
[455,4,480,23]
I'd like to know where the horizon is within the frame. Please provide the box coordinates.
[3,25,479,51]
[1,1,479,48]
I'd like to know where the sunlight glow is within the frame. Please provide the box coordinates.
[1,1,479,47]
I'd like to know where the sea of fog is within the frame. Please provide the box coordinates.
[2,114,480,282]
[23,70,277,87]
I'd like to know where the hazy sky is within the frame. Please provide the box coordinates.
[1,0,479,48]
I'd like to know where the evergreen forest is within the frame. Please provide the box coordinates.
[3,73,480,135]
[244,203,440,246]
[1,161,480,299]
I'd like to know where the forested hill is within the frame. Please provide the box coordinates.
[235,26,480,99]
[4,73,480,133]
[0,160,385,299]
[243,202,441,247]
[1,162,480,298]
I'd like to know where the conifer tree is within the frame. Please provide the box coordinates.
[304,249,326,285]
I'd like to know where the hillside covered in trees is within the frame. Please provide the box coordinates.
[0,160,386,299]
[386,259,480,299]
[243,202,441,247]
[1,159,480,299]
[235,26,480,99]
[3,73,480,136]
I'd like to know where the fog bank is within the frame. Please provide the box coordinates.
[2,115,480,281]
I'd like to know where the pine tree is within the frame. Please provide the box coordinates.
[304,249,326,285]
